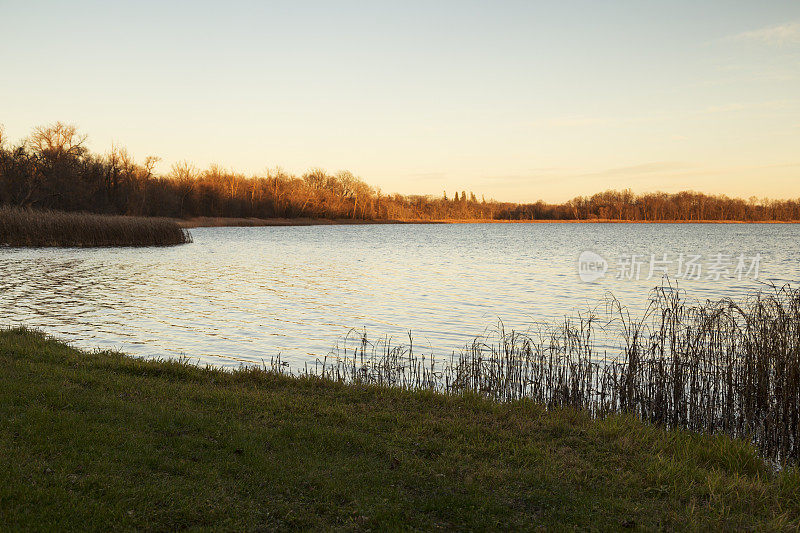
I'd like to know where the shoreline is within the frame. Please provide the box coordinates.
[176,216,800,228]
[2,327,797,530]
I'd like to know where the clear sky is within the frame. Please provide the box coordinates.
[2,1,799,202]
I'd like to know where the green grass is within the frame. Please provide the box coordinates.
[2,328,799,531]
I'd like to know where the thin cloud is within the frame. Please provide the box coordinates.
[700,100,798,114]
[479,162,695,185]
[587,162,694,178]
[731,21,800,46]
[404,172,447,181]
[542,116,610,128]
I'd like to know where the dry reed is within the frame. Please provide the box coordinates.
[288,283,800,464]
[0,207,192,247]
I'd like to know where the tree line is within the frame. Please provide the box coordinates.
[496,189,800,222]
[1,122,799,222]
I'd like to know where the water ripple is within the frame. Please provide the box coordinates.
[1,223,798,368]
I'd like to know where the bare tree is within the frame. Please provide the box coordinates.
[302,168,327,190]
[29,122,87,158]
[170,161,198,217]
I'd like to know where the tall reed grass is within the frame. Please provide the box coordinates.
[292,283,800,464]
[0,207,192,247]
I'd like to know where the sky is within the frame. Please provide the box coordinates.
[1,1,799,202]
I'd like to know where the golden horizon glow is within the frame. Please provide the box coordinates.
[2,1,799,203]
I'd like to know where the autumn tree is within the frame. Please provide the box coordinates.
[29,122,87,158]
[170,161,199,217]
[2,123,798,222]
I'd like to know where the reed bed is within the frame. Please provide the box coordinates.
[0,206,192,246]
[294,283,800,464]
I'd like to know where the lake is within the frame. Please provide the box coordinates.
[2,223,799,368]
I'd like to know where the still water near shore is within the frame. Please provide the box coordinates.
[2,223,799,368]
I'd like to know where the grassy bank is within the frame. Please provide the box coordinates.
[2,328,799,530]
[0,207,191,247]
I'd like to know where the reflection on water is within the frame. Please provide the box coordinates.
[1,223,799,368]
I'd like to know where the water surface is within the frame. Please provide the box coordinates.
[2,223,798,368]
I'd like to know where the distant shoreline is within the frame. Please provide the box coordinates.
[176,216,800,228]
